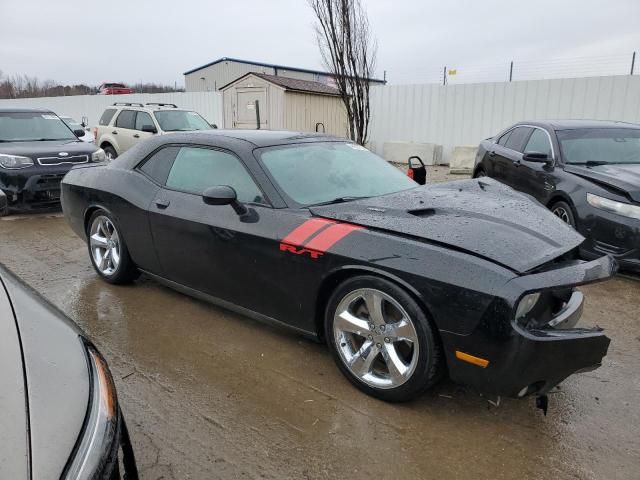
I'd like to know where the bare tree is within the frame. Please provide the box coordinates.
[309,0,377,145]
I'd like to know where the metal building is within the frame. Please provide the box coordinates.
[220,72,348,137]
[183,57,385,92]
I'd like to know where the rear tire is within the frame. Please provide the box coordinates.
[103,145,118,161]
[87,210,139,284]
[551,200,576,228]
[325,275,442,402]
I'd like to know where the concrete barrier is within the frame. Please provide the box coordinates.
[449,146,477,174]
[382,141,443,165]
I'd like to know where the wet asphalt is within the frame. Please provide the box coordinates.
[0,169,638,479]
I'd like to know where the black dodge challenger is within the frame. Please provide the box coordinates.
[473,120,640,272]
[61,130,614,403]
[0,264,137,479]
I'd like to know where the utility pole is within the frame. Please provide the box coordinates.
[443,66,447,86]
[631,51,636,75]
[509,61,514,82]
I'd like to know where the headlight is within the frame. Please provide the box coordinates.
[515,292,541,320]
[63,344,118,480]
[587,193,640,220]
[0,153,34,169]
[91,148,106,163]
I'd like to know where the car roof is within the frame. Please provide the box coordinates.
[186,129,344,147]
[0,107,55,114]
[516,119,640,130]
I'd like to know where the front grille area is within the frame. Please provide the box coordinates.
[37,154,88,166]
[593,240,630,256]
[35,173,65,189]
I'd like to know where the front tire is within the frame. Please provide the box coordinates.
[103,145,118,161]
[325,276,442,402]
[551,200,576,228]
[87,210,139,284]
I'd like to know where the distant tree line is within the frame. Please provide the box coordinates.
[0,71,183,99]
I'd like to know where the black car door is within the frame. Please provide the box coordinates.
[515,127,556,202]
[143,144,317,326]
[485,129,513,182]
[494,126,533,189]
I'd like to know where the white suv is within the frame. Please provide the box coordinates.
[94,103,214,159]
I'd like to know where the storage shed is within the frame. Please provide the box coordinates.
[220,72,348,137]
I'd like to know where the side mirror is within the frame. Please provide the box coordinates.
[203,185,247,215]
[523,152,552,163]
[73,128,85,138]
[210,123,218,129]
[141,125,158,134]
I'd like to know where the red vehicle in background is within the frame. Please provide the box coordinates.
[98,83,134,95]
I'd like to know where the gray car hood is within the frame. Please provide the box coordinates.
[310,178,584,273]
[0,265,89,480]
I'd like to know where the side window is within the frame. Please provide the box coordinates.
[138,146,180,185]
[497,130,512,146]
[524,129,552,157]
[99,108,117,126]
[135,112,154,131]
[165,146,265,204]
[505,127,533,153]
[114,110,136,129]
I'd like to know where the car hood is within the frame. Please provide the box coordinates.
[310,178,585,273]
[564,163,640,202]
[0,265,89,480]
[0,139,97,158]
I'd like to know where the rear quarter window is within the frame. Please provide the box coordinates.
[138,146,180,185]
[99,109,117,126]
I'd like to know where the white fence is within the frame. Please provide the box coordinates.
[2,75,640,164]
[0,92,223,128]
[368,74,640,163]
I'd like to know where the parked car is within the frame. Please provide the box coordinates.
[0,108,106,216]
[473,120,640,273]
[94,103,213,160]
[0,263,138,479]
[98,83,134,95]
[61,130,613,404]
[60,115,95,143]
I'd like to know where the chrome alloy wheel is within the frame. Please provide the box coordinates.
[552,206,571,224]
[89,215,121,276]
[333,288,420,389]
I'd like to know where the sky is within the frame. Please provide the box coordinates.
[1,0,639,86]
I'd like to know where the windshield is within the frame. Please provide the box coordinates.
[259,142,417,206]
[153,110,211,132]
[558,128,640,165]
[61,116,83,130]
[0,112,77,142]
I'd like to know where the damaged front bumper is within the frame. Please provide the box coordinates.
[0,166,70,212]
[441,255,615,398]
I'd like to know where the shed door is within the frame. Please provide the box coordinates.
[234,87,268,129]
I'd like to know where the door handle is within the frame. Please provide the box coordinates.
[133,134,140,138]
[488,151,496,157]
[155,198,170,209]
[513,159,521,166]
[112,131,118,135]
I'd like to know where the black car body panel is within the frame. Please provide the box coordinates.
[62,130,613,398]
[0,264,137,479]
[0,108,101,212]
[474,120,640,272]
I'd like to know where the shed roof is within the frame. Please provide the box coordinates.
[183,56,386,84]
[220,72,342,97]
